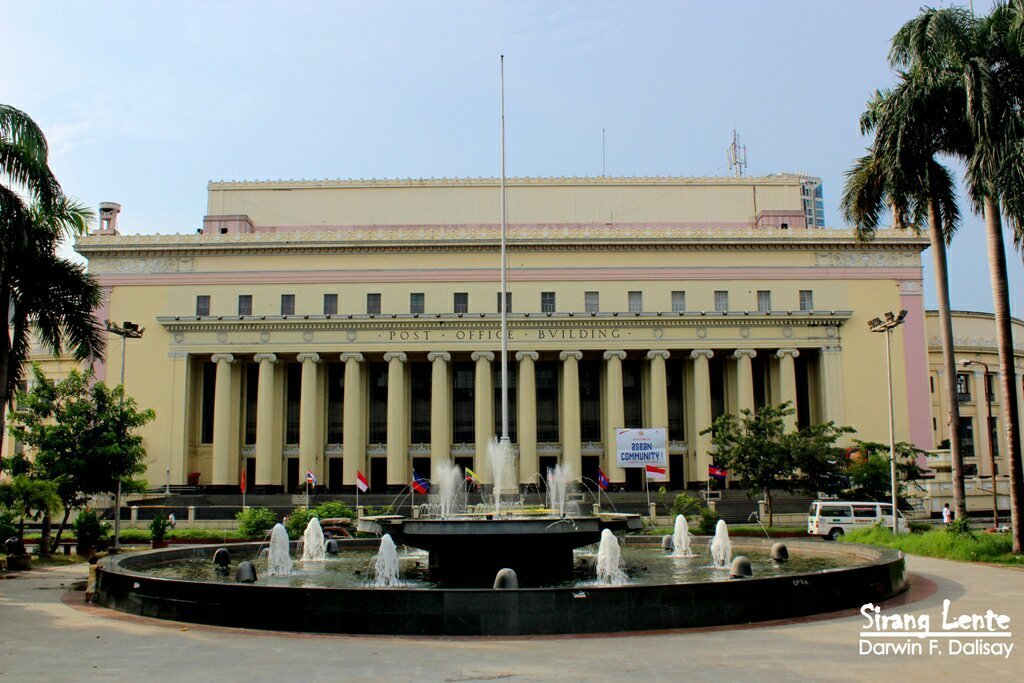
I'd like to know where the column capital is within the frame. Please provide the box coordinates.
[732,349,757,359]
[559,350,583,362]
[427,351,451,362]
[253,353,277,364]
[821,345,842,354]
[603,350,626,361]
[340,352,364,363]
[384,352,408,363]
[296,352,321,363]
[690,349,714,360]
[472,351,495,362]
[647,350,670,361]
[515,351,539,362]
[211,353,235,364]
[776,349,801,359]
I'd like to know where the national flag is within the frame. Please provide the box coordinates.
[464,467,480,488]
[412,471,430,495]
[306,470,317,486]
[645,464,668,481]
[240,469,247,493]
[597,468,610,491]
[708,465,728,481]
[355,470,369,493]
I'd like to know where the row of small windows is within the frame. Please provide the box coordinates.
[195,290,816,317]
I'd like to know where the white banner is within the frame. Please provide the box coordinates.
[615,428,667,468]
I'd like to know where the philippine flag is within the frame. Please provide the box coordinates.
[645,464,668,481]
[306,470,317,486]
[355,470,369,493]
[412,471,430,494]
[597,468,610,491]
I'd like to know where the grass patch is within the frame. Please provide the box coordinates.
[645,524,804,536]
[118,528,246,543]
[840,525,1024,565]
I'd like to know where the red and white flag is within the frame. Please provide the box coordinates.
[355,470,369,493]
[645,464,668,481]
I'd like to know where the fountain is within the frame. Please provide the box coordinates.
[372,534,402,587]
[671,514,696,558]
[710,519,732,568]
[595,528,629,586]
[301,517,326,562]
[433,460,468,519]
[266,523,293,576]
[546,463,580,517]
[487,437,517,517]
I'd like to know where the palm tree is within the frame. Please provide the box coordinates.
[841,76,970,521]
[890,6,1024,551]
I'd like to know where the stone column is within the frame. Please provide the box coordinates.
[167,352,191,487]
[733,349,756,415]
[428,352,451,476]
[473,351,495,481]
[385,352,408,486]
[974,370,992,475]
[297,353,322,486]
[516,352,539,485]
[935,368,948,447]
[341,353,364,487]
[820,346,846,431]
[690,350,714,481]
[648,350,670,430]
[560,351,583,476]
[210,354,236,486]
[776,349,801,431]
[253,353,278,487]
[603,350,627,483]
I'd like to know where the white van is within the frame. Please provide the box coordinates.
[807,500,908,540]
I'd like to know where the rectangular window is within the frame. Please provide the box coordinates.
[585,291,600,313]
[714,291,729,312]
[799,290,814,311]
[671,291,686,313]
[496,292,512,313]
[323,293,338,315]
[285,363,301,444]
[958,418,975,458]
[541,291,556,313]
[244,364,258,445]
[199,361,216,443]
[454,292,469,314]
[535,362,559,441]
[628,291,643,313]
[196,295,211,317]
[368,363,388,442]
[327,363,344,443]
[367,293,381,315]
[453,362,475,443]
[410,292,425,314]
[985,373,996,403]
[237,294,252,316]
[757,290,771,313]
[579,360,601,441]
[411,363,432,442]
[990,416,1000,457]
[956,373,971,402]
[930,376,935,393]
[493,362,518,442]
[280,294,295,316]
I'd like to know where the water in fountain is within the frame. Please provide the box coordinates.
[372,533,403,587]
[595,528,629,586]
[266,523,293,576]
[671,514,696,557]
[710,519,732,568]
[434,460,467,519]
[546,463,578,517]
[487,437,517,517]
[302,517,326,562]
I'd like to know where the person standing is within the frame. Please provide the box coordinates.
[942,503,952,525]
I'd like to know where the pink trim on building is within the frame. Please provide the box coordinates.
[92,288,111,382]
[900,282,932,449]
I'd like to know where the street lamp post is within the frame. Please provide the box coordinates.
[961,358,998,529]
[105,320,145,550]
[868,310,908,534]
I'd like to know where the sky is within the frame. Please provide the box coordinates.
[1,0,1021,316]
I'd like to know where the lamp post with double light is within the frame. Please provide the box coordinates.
[960,358,998,529]
[105,320,145,550]
[868,310,907,534]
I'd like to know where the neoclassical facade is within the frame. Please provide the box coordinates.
[67,176,934,493]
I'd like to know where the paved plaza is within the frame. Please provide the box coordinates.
[1,554,1021,682]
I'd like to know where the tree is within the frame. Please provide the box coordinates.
[702,403,854,526]
[1,104,105,456]
[0,475,60,543]
[841,71,970,521]
[845,440,930,504]
[8,365,154,553]
[890,5,1024,552]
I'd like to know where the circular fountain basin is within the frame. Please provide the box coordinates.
[94,537,907,636]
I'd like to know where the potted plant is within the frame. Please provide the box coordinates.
[72,510,110,558]
[150,515,171,548]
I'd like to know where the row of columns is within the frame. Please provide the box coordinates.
[207,347,810,487]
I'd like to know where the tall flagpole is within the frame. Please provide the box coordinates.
[499,55,510,443]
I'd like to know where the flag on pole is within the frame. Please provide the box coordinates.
[306,470,318,486]
[412,471,430,495]
[645,464,668,481]
[597,468,610,491]
[240,468,247,493]
[355,470,369,493]
[464,467,481,487]
[708,465,728,481]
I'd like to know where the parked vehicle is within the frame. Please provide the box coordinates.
[807,500,908,540]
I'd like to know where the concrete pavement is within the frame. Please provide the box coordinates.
[1,555,1021,682]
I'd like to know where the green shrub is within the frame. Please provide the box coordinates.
[72,511,109,552]
[285,507,314,539]
[698,506,719,535]
[313,501,355,520]
[0,510,17,541]
[671,494,703,519]
[364,505,394,516]
[908,521,932,534]
[149,515,171,542]
[946,517,973,536]
[119,529,150,542]
[235,507,277,538]
[840,526,1023,565]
